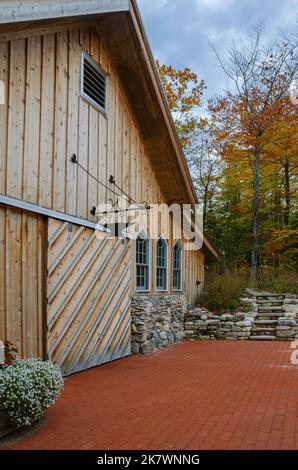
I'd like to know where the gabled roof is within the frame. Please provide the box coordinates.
[0,0,219,260]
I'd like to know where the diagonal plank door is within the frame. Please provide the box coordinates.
[47,218,131,375]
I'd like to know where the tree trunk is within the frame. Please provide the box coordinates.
[203,191,208,227]
[284,158,290,226]
[251,143,261,280]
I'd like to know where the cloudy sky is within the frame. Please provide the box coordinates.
[137,0,298,109]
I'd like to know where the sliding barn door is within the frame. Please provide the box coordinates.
[47,218,131,375]
[0,206,47,358]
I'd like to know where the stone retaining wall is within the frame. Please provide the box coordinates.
[131,293,298,355]
[131,295,187,354]
[276,318,298,340]
[184,304,298,342]
[284,295,298,316]
[184,310,255,340]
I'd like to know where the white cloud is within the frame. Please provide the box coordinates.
[137,0,170,15]
[196,0,234,9]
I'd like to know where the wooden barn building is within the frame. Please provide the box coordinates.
[0,0,218,375]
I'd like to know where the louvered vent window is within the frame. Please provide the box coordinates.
[81,53,107,112]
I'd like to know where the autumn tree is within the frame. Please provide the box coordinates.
[156,60,222,233]
[210,22,298,279]
[156,59,206,147]
[264,105,298,227]
[185,123,223,228]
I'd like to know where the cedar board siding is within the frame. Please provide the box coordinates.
[0,24,203,303]
[0,206,46,358]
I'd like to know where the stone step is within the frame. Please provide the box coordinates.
[251,328,276,334]
[257,302,285,309]
[251,325,277,331]
[254,320,278,325]
[251,326,276,331]
[256,294,285,299]
[258,306,285,312]
[252,324,276,330]
[249,335,276,341]
[257,313,284,319]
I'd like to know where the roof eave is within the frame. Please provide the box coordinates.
[0,0,130,24]
[129,0,198,207]
[203,236,220,261]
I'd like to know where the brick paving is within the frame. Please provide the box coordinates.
[3,340,298,450]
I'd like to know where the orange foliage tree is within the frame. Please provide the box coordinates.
[209,22,298,278]
[156,59,206,147]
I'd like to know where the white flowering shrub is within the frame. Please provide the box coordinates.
[0,359,64,427]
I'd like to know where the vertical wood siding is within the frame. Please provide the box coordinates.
[0,206,46,358]
[0,27,154,220]
[47,218,131,375]
[184,250,204,305]
[0,24,204,304]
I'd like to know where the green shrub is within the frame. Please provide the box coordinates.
[0,359,64,427]
[257,268,298,294]
[200,267,298,313]
[199,271,247,313]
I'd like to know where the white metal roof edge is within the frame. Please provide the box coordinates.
[0,0,130,24]
[0,194,110,233]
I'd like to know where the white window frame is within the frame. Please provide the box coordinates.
[135,231,151,293]
[80,52,108,114]
[155,235,169,292]
[172,240,183,292]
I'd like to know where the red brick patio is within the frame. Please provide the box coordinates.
[3,340,298,450]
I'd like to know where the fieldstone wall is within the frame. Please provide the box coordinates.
[184,310,298,341]
[131,295,187,354]
[276,318,298,340]
[184,310,254,340]
[284,294,298,316]
[131,292,298,356]
[184,293,298,342]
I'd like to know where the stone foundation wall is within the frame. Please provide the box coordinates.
[131,295,187,354]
